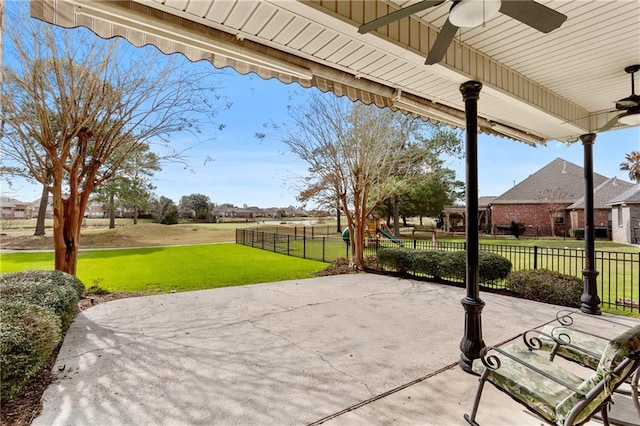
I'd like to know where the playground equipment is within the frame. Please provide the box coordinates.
[367,217,404,246]
[342,217,404,246]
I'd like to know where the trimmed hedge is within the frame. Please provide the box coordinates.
[507,269,582,307]
[377,248,512,284]
[377,248,415,273]
[0,270,85,402]
[0,270,84,329]
[0,300,61,401]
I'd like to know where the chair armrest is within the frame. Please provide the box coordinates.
[522,328,602,361]
[479,346,586,395]
[555,309,634,333]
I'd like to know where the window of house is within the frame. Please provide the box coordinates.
[553,211,564,224]
[617,206,623,227]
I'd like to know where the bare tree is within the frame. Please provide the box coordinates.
[284,93,436,268]
[1,11,226,274]
[541,188,568,237]
[620,151,640,183]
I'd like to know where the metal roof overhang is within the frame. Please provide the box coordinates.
[31,0,640,147]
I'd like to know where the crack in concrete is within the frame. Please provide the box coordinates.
[247,320,375,397]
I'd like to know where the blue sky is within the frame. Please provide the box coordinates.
[2,0,639,208]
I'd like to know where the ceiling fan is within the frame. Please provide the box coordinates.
[599,65,640,132]
[358,0,567,65]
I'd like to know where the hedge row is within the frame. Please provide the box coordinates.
[507,269,582,307]
[377,248,512,284]
[377,248,582,307]
[0,270,85,402]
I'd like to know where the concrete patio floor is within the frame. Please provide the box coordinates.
[34,274,639,425]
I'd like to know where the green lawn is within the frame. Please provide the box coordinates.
[0,244,328,294]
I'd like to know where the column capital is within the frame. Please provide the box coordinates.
[460,81,483,100]
[579,133,596,145]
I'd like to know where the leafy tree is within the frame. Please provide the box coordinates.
[93,143,160,226]
[620,151,640,183]
[400,167,464,224]
[284,93,444,268]
[180,193,213,222]
[151,196,179,225]
[0,10,225,275]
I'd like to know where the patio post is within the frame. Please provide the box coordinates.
[579,133,601,315]
[459,80,485,373]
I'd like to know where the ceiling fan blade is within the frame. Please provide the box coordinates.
[425,19,458,65]
[499,0,567,33]
[358,0,445,34]
[599,114,620,132]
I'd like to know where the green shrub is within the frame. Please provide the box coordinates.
[377,248,415,273]
[571,228,585,240]
[479,252,513,284]
[0,300,61,402]
[507,269,582,307]
[438,251,467,281]
[377,249,511,284]
[0,270,85,330]
[412,250,446,278]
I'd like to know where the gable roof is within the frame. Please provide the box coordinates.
[568,177,634,209]
[606,185,640,206]
[491,158,608,205]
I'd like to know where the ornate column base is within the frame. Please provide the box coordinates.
[459,296,486,373]
[580,268,601,315]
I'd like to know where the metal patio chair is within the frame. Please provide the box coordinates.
[465,324,640,426]
[523,310,640,419]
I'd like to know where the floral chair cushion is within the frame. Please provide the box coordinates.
[472,345,584,422]
[555,324,640,425]
[538,325,608,369]
[472,324,640,425]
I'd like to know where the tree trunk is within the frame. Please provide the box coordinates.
[335,198,341,233]
[52,130,95,276]
[53,192,80,275]
[133,208,138,225]
[393,196,400,237]
[109,193,116,229]
[34,183,48,236]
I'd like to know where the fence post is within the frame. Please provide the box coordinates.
[273,233,276,252]
[414,239,417,249]
[287,235,290,256]
[312,226,315,239]
[533,246,538,270]
[303,234,307,259]
[322,236,325,262]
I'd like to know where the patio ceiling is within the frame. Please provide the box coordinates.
[31,0,640,145]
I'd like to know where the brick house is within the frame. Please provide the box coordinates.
[490,158,632,238]
[567,177,634,238]
[607,185,640,244]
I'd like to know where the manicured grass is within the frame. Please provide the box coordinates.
[0,244,328,294]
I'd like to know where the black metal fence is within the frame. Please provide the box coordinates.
[367,239,639,313]
[236,229,640,313]
[236,228,348,263]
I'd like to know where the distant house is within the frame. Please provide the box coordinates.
[1,197,34,219]
[490,158,632,238]
[442,196,496,233]
[607,185,640,244]
[567,177,634,238]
